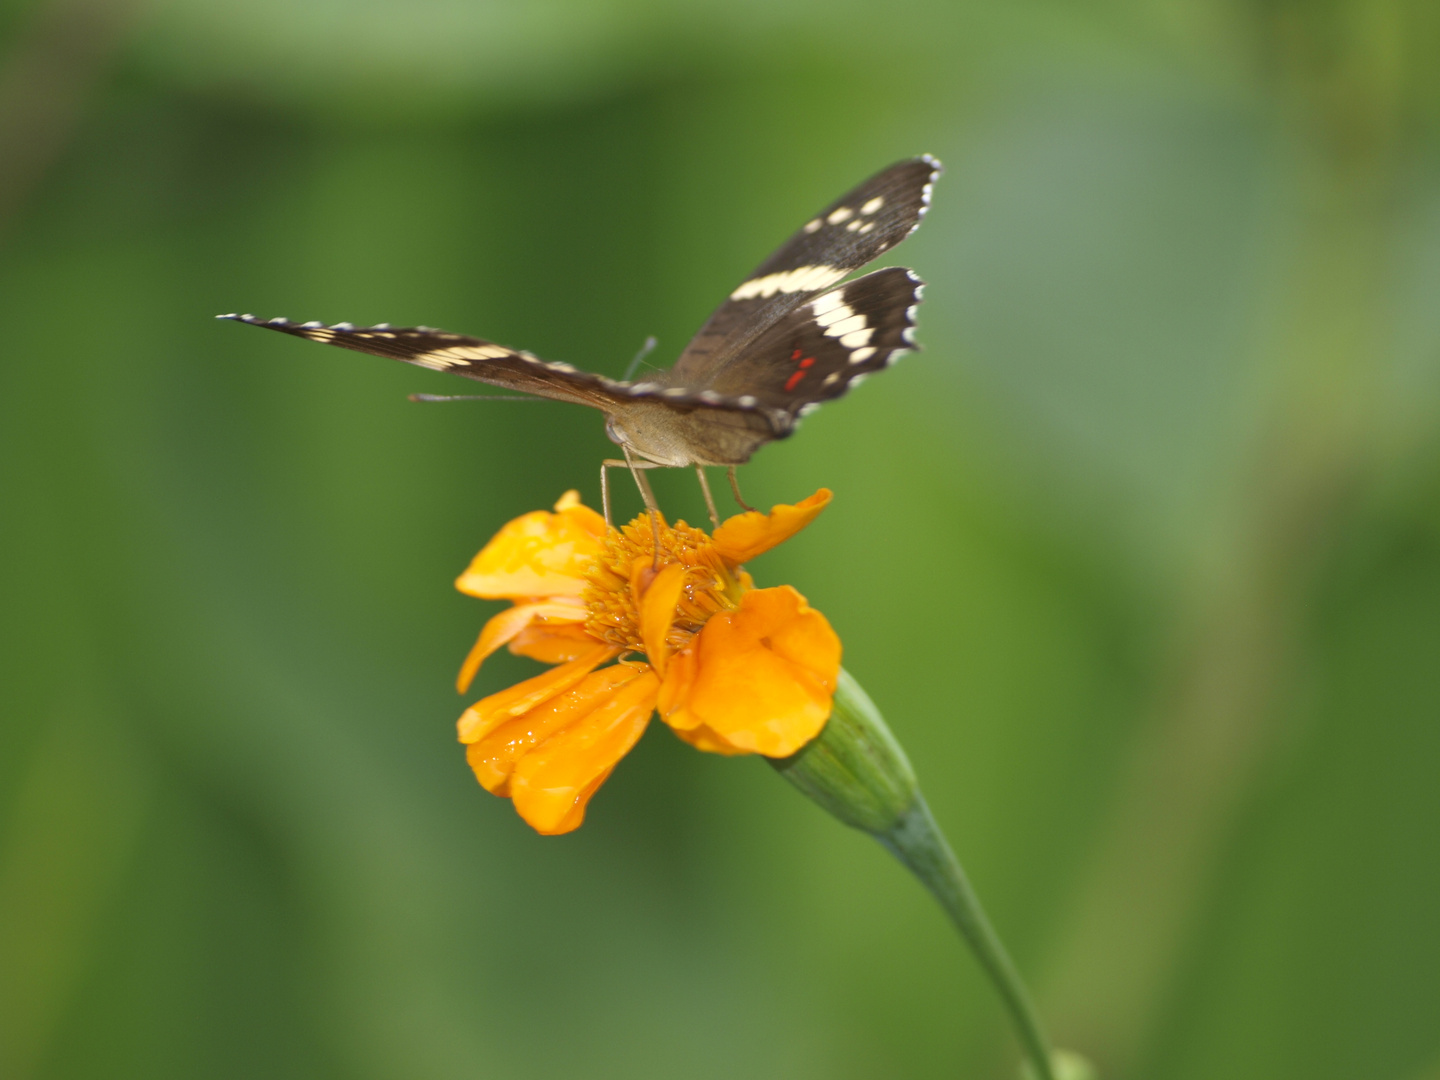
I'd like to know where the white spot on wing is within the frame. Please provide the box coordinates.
[827,207,854,225]
[424,344,511,362]
[858,222,875,234]
[737,395,758,407]
[810,291,848,317]
[848,346,876,364]
[861,196,884,214]
[814,302,855,330]
[730,264,845,300]
[825,313,867,338]
[803,218,822,234]
[845,219,861,232]
[823,372,843,386]
[839,328,874,348]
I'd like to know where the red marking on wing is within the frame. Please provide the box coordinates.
[784,354,818,392]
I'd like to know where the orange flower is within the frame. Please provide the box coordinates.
[454,488,840,834]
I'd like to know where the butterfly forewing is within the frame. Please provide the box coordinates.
[666,155,940,386]
[220,315,646,409]
[216,314,788,420]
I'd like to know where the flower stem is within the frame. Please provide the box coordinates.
[770,670,1067,1079]
[879,796,1057,1080]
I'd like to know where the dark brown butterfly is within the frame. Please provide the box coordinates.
[221,156,939,514]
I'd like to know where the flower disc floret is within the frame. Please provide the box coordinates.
[582,514,743,656]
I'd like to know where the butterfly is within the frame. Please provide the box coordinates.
[220,155,939,516]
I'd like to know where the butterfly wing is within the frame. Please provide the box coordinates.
[218,314,786,423]
[665,155,940,387]
[218,314,630,406]
[704,266,923,421]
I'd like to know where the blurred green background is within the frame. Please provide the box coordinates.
[3,0,1440,1077]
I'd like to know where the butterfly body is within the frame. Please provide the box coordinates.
[603,397,776,467]
[221,156,940,469]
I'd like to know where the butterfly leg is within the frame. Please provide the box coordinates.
[620,447,667,563]
[727,467,756,513]
[695,467,721,528]
[601,458,657,526]
[601,454,666,547]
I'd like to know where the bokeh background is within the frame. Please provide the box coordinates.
[3,0,1440,1077]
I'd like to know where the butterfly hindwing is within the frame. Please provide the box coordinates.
[699,267,923,422]
[667,155,940,385]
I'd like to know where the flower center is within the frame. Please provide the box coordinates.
[583,514,741,655]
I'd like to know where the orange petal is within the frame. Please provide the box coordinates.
[545,767,618,835]
[655,641,699,726]
[456,492,608,599]
[660,585,840,757]
[457,642,620,744]
[508,668,660,834]
[711,489,832,564]
[639,561,686,676]
[465,664,644,794]
[669,722,751,756]
[508,621,599,664]
[456,599,586,693]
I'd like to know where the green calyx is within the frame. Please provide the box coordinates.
[768,667,918,835]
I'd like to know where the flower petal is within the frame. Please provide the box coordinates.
[456,599,587,693]
[509,668,660,834]
[465,664,644,794]
[508,621,599,665]
[711,489,832,565]
[669,722,751,756]
[659,585,840,757]
[456,492,608,599]
[457,642,620,744]
[639,561,686,676]
[655,640,698,726]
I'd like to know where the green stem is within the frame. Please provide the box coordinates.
[879,797,1057,1080]
[769,670,1062,1079]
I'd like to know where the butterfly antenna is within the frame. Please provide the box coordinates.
[408,393,552,403]
[623,336,658,381]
